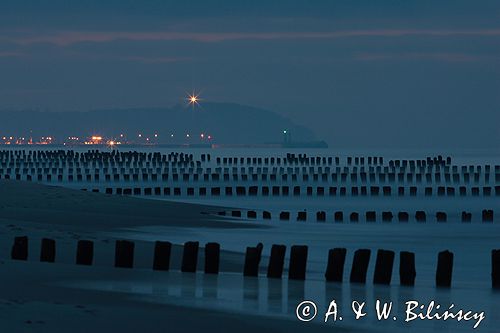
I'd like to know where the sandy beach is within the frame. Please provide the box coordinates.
[0,261,341,333]
[0,151,498,332]
[0,180,339,332]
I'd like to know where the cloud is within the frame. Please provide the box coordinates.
[0,51,24,58]
[120,56,190,64]
[5,29,500,46]
[354,52,498,62]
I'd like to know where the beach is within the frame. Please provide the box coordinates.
[0,148,499,332]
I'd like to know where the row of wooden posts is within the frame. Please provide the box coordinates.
[2,172,498,187]
[0,160,494,176]
[2,164,497,177]
[75,185,500,198]
[2,160,494,175]
[1,150,455,167]
[9,236,500,288]
[1,150,195,163]
[0,157,495,171]
[220,209,495,223]
[4,152,498,186]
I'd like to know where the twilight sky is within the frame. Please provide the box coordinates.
[0,0,499,148]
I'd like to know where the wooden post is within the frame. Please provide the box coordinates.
[204,242,220,274]
[115,240,134,268]
[288,245,308,280]
[492,249,500,289]
[76,240,94,266]
[181,241,199,273]
[436,250,453,287]
[267,244,286,278]
[399,251,416,286]
[373,249,395,285]
[244,243,264,277]
[325,248,347,282]
[40,238,56,263]
[350,249,371,284]
[153,241,172,271]
[11,236,28,261]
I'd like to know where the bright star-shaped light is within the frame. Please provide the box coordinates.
[186,91,202,108]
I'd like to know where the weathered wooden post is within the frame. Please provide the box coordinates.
[399,251,416,286]
[316,211,326,222]
[204,242,220,274]
[373,249,395,285]
[11,236,28,261]
[115,240,134,268]
[40,238,56,263]
[334,211,343,222]
[436,250,453,287]
[267,244,286,279]
[415,211,426,222]
[350,249,371,284]
[244,243,264,277]
[350,212,359,222]
[279,211,290,221]
[76,240,94,266]
[398,212,409,222]
[325,248,347,282]
[366,211,376,222]
[247,210,257,219]
[482,209,494,222]
[288,245,308,280]
[461,211,472,223]
[153,241,172,271]
[181,241,199,273]
[436,212,447,223]
[382,211,393,222]
[492,249,500,289]
[297,211,307,222]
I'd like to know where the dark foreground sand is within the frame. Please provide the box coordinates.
[0,261,340,333]
[0,181,339,333]
[0,180,260,230]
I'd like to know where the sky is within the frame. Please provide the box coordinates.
[0,0,499,148]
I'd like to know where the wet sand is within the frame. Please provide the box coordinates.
[0,179,261,230]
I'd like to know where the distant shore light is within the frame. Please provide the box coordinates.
[186,91,202,108]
